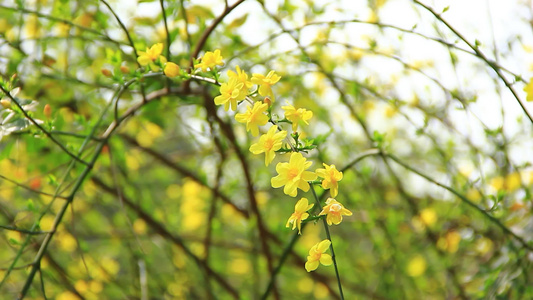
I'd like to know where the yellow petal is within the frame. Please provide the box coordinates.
[320,254,332,266]
[305,260,319,272]
[317,239,331,252]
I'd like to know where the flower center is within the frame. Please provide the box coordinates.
[264,138,274,150]
[287,167,300,180]
[311,250,322,261]
[329,203,342,214]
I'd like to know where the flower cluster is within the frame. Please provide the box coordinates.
[200,50,354,273]
[129,47,355,274]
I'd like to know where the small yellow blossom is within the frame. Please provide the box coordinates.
[235,101,269,136]
[194,49,224,72]
[318,198,352,225]
[315,163,343,197]
[305,239,333,272]
[504,172,522,191]
[419,208,437,227]
[271,152,317,197]
[524,78,533,102]
[25,14,41,38]
[228,65,253,89]
[214,77,247,111]
[1,99,11,109]
[437,231,461,253]
[286,198,314,234]
[251,70,281,101]
[407,255,426,277]
[249,125,287,166]
[282,104,313,131]
[164,62,180,77]
[137,43,165,67]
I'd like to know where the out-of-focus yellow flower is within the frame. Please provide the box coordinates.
[1,99,11,109]
[229,258,251,274]
[505,172,522,191]
[524,78,533,102]
[214,77,247,111]
[249,125,287,166]
[133,219,147,234]
[466,188,482,203]
[407,255,426,277]
[286,197,314,234]
[194,49,224,71]
[164,62,180,77]
[490,176,504,191]
[137,43,165,68]
[235,101,269,136]
[56,291,80,300]
[282,104,313,131]
[305,239,332,272]
[251,70,281,101]
[25,14,41,38]
[55,22,71,37]
[437,230,461,253]
[419,208,437,227]
[271,152,317,197]
[315,163,343,197]
[228,65,253,89]
[318,198,352,225]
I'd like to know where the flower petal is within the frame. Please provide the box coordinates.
[305,260,320,272]
[317,239,331,252]
[320,254,333,266]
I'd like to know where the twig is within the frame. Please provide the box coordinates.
[310,186,345,300]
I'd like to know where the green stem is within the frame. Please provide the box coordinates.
[310,185,345,300]
[385,152,533,252]
[260,232,300,300]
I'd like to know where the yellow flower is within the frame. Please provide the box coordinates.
[286,197,314,234]
[282,104,313,131]
[164,62,180,77]
[214,77,247,111]
[251,70,281,101]
[235,101,269,136]
[249,125,287,166]
[305,239,332,272]
[318,198,352,225]
[137,43,164,66]
[194,49,224,72]
[228,65,253,89]
[524,78,533,102]
[315,163,343,197]
[271,152,317,197]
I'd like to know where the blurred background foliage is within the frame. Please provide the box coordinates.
[0,0,533,299]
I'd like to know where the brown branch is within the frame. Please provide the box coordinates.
[91,176,240,299]
[120,134,249,218]
[202,91,280,299]
[190,0,247,65]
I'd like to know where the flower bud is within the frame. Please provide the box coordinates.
[1,99,11,109]
[44,104,52,118]
[101,68,112,77]
[264,97,272,106]
[164,62,180,77]
[120,65,130,74]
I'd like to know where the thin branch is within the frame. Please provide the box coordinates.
[412,0,533,125]
[310,186,345,300]
[0,225,49,235]
[0,4,120,44]
[190,0,247,65]
[0,85,90,166]
[0,174,69,200]
[385,152,533,252]
[91,176,240,299]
